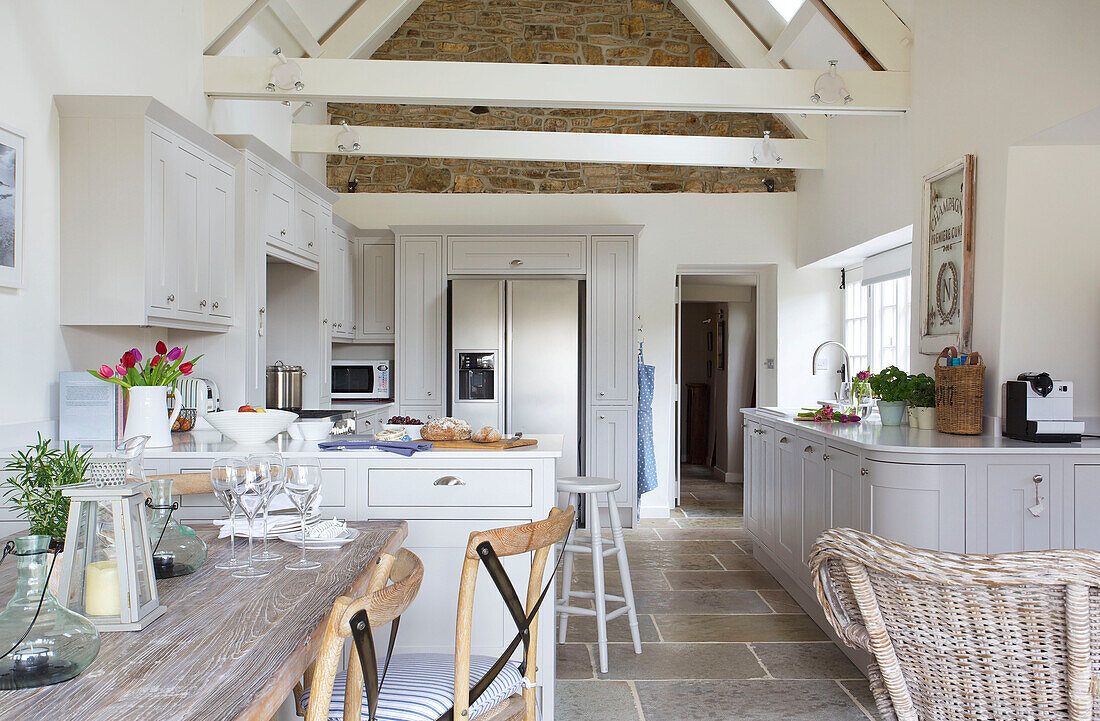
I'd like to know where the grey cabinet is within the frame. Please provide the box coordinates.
[826,446,861,532]
[358,242,396,340]
[591,236,634,405]
[593,406,636,515]
[744,422,776,546]
[799,437,827,574]
[774,431,803,572]
[862,459,965,552]
[980,462,1059,554]
[1073,465,1100,550]
[397,236,444,405]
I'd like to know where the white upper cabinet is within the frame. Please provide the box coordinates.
[58,96,240,332]
[397,236,444,405]
[264,170,295,252]
[590,236,635,405]
[358,241,396,340]
[295,190,323,261]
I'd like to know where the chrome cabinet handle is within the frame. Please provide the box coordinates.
[385,325,392,331]
[200,299,207,308]
[804,445,814,454]
[427,391,432,396]
[434,476,465,486]
[259,306,266,337]
[323,318,329,324]
[308,241,314,248]
[861,468,870,476]
[822,453,831,461]
[1033,474,1044,484]
[779,437,789,444]
[280,229,287,236]
[510,259,524,266]
[599,415,605,419]
[167,294,175,303]
[599,392,605,396]
[212,301,219,310]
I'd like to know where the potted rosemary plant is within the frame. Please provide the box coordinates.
[1,434,90,548]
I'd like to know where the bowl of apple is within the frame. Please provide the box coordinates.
[205,405,298,445]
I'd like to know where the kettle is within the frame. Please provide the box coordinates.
[177,377,221,419]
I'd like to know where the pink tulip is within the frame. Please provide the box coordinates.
[115,364,126,377]
[99,365,114,379]
[166,346,183,362]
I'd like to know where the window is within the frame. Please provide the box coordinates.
[844,269,911,374]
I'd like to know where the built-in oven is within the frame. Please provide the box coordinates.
[331,360,392,401]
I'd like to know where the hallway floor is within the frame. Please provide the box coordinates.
[555,471,877,720]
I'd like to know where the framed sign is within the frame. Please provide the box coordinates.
[0,122,24,289]
[918,154,975,354]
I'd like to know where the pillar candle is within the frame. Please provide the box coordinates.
[84,560,121,616]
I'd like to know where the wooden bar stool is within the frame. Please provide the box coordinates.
[555,476,642,673]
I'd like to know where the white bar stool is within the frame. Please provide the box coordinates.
[555,476,642,673]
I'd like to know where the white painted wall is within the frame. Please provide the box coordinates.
[334,193,840,516]
[0,1,290,448]
[795,0,1100,412]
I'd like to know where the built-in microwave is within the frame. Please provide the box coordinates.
[331,360,392,401]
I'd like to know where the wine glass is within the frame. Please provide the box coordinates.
[284,459,323,571]
[232,461,271,579]
[248,453,284,563]
[211,457,249,571]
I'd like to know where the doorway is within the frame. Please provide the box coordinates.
[675,272,760,515]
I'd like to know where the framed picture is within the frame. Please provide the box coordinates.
[0,122,24,289]
[918,154,975,354]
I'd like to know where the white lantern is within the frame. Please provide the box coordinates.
[57,478,166,632]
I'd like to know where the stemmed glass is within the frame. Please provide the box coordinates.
[284,459,323,571]
[211,457,249,571]
[232,460,271,579]
[248,453,284,563]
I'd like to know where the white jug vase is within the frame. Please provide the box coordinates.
[125,385,181,448]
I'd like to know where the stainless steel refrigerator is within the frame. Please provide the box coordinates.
[449,279,582,478]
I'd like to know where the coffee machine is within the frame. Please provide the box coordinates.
[1003,372,1084,443]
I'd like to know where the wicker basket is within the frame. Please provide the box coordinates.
[934,347,984,435]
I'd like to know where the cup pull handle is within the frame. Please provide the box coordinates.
[434,476,465,486]
[510,259,524,266]
[804,445,814,454]
[779,437,789,443]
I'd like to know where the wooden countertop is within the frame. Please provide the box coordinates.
[0,521,407,721]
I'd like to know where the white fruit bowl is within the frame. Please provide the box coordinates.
[205,410,298,445]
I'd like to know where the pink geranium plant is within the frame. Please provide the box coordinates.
[88,342,202,389]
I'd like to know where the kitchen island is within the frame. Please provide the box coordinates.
[741,408,1100,668]
[144,431,564,720]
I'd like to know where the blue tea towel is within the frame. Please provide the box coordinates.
[317,439,434,457]
[637,346,658,497]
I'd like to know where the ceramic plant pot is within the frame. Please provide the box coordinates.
[908,406,937,430]
[877,400,908,426]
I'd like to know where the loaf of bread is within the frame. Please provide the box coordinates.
[472,426,503,443]
[420,417,473,441]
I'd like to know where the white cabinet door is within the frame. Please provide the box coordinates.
[774,431,803,571]
[146,129,177,313]
[863,459,965,552]
[344,238,355,337]
[799,438,827,575]
[205,161,234,319]
[743,422,760,535]
[1073,465,1100,551]
[244,161,267,405]
[591,236,634,405]
[398,237,443,405]
[265,170,294,251]
[329,229,350,337]
[592,406,635,512]
[295,191,322,260]
[359,243,396,338]
[175,143,208,317]
[983,462,1056,554]
[826,446,861,532]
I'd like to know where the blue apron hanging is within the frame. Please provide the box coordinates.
[637,344,658,497]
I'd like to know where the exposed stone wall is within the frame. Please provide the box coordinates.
[327,0,796,194]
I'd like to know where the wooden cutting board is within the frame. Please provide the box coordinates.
[427,438,538,450]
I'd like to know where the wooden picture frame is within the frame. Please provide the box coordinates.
[0,122,24,289]
[918,154,975,354]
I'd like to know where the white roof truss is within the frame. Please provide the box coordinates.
[764,1,818,65]
[291,122,826,168]
[812,0,912,71]
[205,56,909,115]
[268,0,323,57]
[671,0,824,139]
[204,0,273,55]
[319,0,428,59]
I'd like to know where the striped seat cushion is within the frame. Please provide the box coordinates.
[301,652,524,721]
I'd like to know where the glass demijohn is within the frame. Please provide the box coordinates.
[146,478,207,579]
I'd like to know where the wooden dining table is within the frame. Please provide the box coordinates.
[0,520,407,721]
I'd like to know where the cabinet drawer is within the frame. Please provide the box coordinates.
[448,236,587,275]
[171,461,346,510]
[367,468,532,507]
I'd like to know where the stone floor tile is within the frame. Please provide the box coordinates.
[556,680,641,721]
[653,614,828,642]
[635,517,681,528]
[635,680,871,721]
[735,539,755,553]
[750,642,864,679]
[595,643,765,680]
[573,552,723,571]
[840,679,880,718]
[620,528,662,540]
[632,589,772,615]
[711,554,764,571]
[654,528,751,541]
[562,613,660,643]
[556,643,595,679]
[623,540,743,555]
[757,589,802,614]
[681,506,747,518]
[673,517,746,529]
[664,570,782,591]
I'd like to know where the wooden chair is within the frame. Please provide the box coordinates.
[304,548,425,721]
[301,507,575,721]
[810,527,1100,721]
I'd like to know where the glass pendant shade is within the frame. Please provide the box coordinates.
[0,536,100,689]
[146,478,207,579]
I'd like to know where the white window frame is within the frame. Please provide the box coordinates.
[844,267,911,374]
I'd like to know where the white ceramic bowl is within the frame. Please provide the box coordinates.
[205,410,298,445]
[382,423,422,440]
[290,420,334,441]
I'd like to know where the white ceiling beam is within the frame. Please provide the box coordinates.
[319,0,426,59]
[671,0,824,140]
[765,1,817,65]
[268,0,323,58]
[815,0,912,71]
[292,123,826,169]
[205,57,910,115]
[204,0,272,55]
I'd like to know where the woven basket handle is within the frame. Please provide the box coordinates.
[965,352,983,366]
[936,346,958,367]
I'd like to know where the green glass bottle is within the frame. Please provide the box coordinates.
[146,478,207,579]
[0,536,100,688]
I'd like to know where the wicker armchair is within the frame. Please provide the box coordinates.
[809,528,1100,721]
